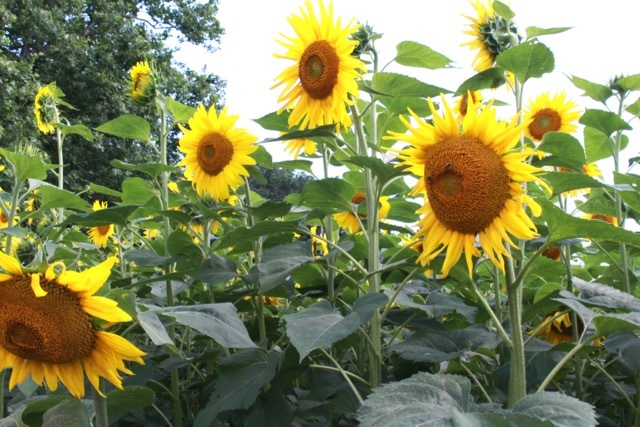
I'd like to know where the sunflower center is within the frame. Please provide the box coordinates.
[0,275,96,363]
[424,136,511,234]
[97,224,111,235]
[529,108,561,140]
[299,40,340,100]
[197,132,234,176]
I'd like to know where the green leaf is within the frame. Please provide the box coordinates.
[626,97,640,117]
[254,110,290,132]
[42,398,91,427]
[393,41,453,69]
[358,372,496,426]
[89,183,123,198]
[257,241,315,293]
[386,199,421,223]
[300,178,355,212]
[273,160,314,174]
[247,200,292,221]
[124,249,174,267]
[215,220,300,250]
[574,278,640,311]
[137,310,173,346]
[0,148,50,182]
[593,313,640,337]
[121,177,157,205]
[196,254,239,286]
[283,293,388,360]
[262,124,337,143]
[538,197,640,247]
[38,185,92,212]
[166,97,196,123]
[526,26,572,38]
[617,73,640,92]
[542,172,606,197]
[57,123,93,141]
[614,172,640,215]
[250,144,273,169]
[94,114,151,142]
[158,303,257,349]
[372,72,450,98]
[391,289,477,322]
[579,108,632,137]
[512,392,596,427]
[536,132,586,171]
[492,1,515,20]
[111,159,180,179]
[106,386,156,416]
[495,40,555,84]
[194,349,281,426]
[21,396,77,427]
[343,156,405,189]
[455,68,507,95]
[570,76,613,104]
[584,126,613,162]
[604,331,640,373]
[60,204,141,227]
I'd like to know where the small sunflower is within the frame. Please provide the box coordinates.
[386,96,545,277]
[529,311,601,346]
[273,0,365,130]
[333,193,390,233]
[524,91,581,142]
[128,61,157,105]
[558,162,601,198]
[178,106,258,201]
[34,85,58,135]
[453,91,483,118]
[462,0,519,72]
[0,255,145,398]
[88,200,115,248]
[284,137,317,159]
[583,213,618,227]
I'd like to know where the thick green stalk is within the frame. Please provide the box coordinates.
[92,380,109,427]
[322,146,336,304]
[505,256,526,407]
[54,107,65,222]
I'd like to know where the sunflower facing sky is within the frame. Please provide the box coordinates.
[273,0,365,130]
[178,106,258,201]
[386,96,546,277]
[88,200,115,248]
[524,91,581,142]
[0,254,145,398]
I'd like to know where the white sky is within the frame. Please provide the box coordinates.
[174,0,639,175]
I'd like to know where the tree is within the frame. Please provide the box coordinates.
[1,0,225,195]
[250,168,315,202]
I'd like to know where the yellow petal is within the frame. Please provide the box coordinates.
[30,273,48,297]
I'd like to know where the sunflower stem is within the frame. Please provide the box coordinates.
[92,380,109,427]
[0,370,4,417]
[505,256,526,408]
[537,334,599,392]
[54,106,65,223]
[322,145,336,305]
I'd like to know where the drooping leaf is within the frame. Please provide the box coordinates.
[512,391,597,427]
[94,114,151,142]
[166,97,196,123]
[111,159,180,179]
[372,72,450,98]
[455,67,508,95]
[158,303,257,349]
[194,349,281,427]
[604,331,640,373]
[59,204,141,227]
[215,221,300,250]
[137,309,173,346]
[343,156,405,189]
[495,40,555,84]
[394,41,453,69]
[273,160,314,175]
[570,75,613,104]
[121,177,157,206]
[525,26,572,39]
[57,123,93,141]
[106,386,156,417]
[579,109,632,137]
[573,278,640,311]
[593,312,640,337]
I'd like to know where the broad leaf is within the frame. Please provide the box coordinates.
[38,185,92,212]
[137,309,173,346]
[372,72,450,98]
[194,349,281,426]
[542,171,606,197]
[617,73,640,92]
[158,303,257,349]
[573,278,640,311]
[0,148,50,183]
[196,254,239,286]
[512,391,597,427]
[257,241,315,293]
[58,123,93,141]
[111,159,179,179]
[42,398,91,426]
[584,126,614,162]
[536,132,586,171]
[166,97,196,123]
[526,26,572,39]
[579,109,631,137]
[254,110,291,132]
[273,160,314,174]
[106,386,156,416]
[94,114,151,142]
[496,40,555,84]
[59,204,141,227]
[300,178,355,212]
[394,41,453,69]
[455,67,508,95]
[215,221,300,250]
[604,331,640,373]
[593,312,640,337]
[570,75,613,104]
[343,156,405,189]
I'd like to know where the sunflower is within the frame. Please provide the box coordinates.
[583,213,618,227]
[462,0,519,73]
[558,162,601,198]
[0,255,145,398]
[333,193,390,233]
[178,106,258,201]
[273,0,365,130]
[284,137,317,159]
[529,310,602,346]
[453,91,483,118]
[128,61,157,105]
[386,96,545,277]
[34,85,57,135]
[524,91,581,142]
[87,200,115,248]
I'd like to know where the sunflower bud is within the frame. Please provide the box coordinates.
[33,84,59,135]
[480,15,520,59]
[350,23,378,57]
[128,60,158,105]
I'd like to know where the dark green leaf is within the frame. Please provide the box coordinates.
[617,73,640,91]
[579,109,631,137]
[512,392,596,427]
[196,254,239,286]
[254,111,290,132]
[604,331,640,373]
[111,159,180,179]
[247,201,292,221]
[166,97,196,123]
[158,303,257,348]
[57,123,93,141]
[273,160,315,174]
[215,221,300,250]
[496,40,555,84]
[137,309,173,346]
[94,114,151,142]
[261,124,337,143]
[194,349,281,427]
[542,171,606,197]
[492,1,515,20]
[343,156,405,188]
[570,76,613,104]
[0,148,50,183]
[583,126,613,162]
[89,183,123,198]
[300,178,355,211]
[106,386,156,416]
[42,398,91,427]
[455,68,508,95]
[372,72,451,98]
[124,249,174,267]
[394,41,453,69]
[593,313,640,337]
[38,185,92,212]
[536,132,586,171]
[60,204,141,227]
[525,26,572,39]
[257,241,315,293]
[21,396,76,427]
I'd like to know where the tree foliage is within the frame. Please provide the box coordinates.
[0,0,225,195]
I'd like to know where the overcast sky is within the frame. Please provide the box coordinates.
[173,0,638,173]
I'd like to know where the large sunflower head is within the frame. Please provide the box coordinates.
[87,200,115,248]
[0,254,145,398]
[462,0,520,72]
[524,91,581,141]
[178,106,258,201]
[273,0,365,130]
[33,84,58,135]
[128,61,158,105]
[386,96,545,277]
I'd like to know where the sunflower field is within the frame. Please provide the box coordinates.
[3,0,640,426]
